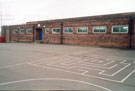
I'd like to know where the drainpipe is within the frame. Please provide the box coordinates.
[33,24,35,42]
[129,17,134,49]
[61,22,63,44]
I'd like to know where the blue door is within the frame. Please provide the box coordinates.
[39,30,42,40]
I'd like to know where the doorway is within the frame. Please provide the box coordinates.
[36,29,42,40]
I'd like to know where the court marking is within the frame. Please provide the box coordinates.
[27,63,122,83]
[37,58,133,76]
[27,57,135,83]
[0,78,111,91]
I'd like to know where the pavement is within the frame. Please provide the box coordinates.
[0,43,135,91]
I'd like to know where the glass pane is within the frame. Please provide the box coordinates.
[20,30,24,34]
[53,29,60,33]
[78,28,82,32]
[13,29,18,34]
[27,30,32,34]
[113,27,119,32]
[46,29,49,33]
[82,28,88,32]
[69,28,73,32]
[120,26,128,32]
[100,27,106,32]
[57,29,60,32]
[64,28,68,32]
[94,28,99,32]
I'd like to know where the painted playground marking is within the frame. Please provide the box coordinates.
[28,56,135,83]
[0,78,111,91]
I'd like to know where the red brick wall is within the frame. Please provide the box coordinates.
[42,23,62,44]
[10,25,33,42]
[42,18,130,48]
[8,17,134,48]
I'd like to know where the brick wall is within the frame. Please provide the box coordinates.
[41,18,130,48]
[5,12,135,48]
[10,25,33,42]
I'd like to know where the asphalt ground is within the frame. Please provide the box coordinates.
[0,43,135,91]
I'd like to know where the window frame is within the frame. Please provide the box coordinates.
[112,25,128,33]
[13,29,18,34]
[63,27,73,34]
[52,28,61,34]
[77,27,88,34]
[45,28,50,34]
[92,26,107,33]
[19,29,25,34]
[26,29,33,34]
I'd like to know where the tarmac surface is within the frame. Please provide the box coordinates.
[0,43,135,91]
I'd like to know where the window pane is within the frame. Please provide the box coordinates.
[82,28,88,32]
[78,28,82,32]
[113,27,119,32]
[69,28,73,32]
[27,29,32,34]
[20,29,24,34]
[78,27,88,33]
[13,29,18,34]
[64,28,68,32]
[100,27,106,32]
[53,28,60,33]
[120,26,128,32]
[45,28,49,33]
[94,28,99,32]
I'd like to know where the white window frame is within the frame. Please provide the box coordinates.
[93,26,107,33]
[45,28,50,34]
[26,29,33,34]
[19,29,25,34]
[13,29,18,34]
[112,25,128,33]
[64,27,73,34]
[77,27,88,34]
[52,28,61,34]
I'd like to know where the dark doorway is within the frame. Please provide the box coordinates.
[36,29,42,40]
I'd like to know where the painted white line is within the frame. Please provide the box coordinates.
[109,64,118,69]
[121,69,135,82]
[78,69,89,75]
[0,63,26,69]
[111,64,130,76]
[27,63,121,83]
[0,78,111,91]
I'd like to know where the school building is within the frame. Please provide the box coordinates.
[1,12,135,48]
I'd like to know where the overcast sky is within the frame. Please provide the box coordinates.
[0,0,135,32]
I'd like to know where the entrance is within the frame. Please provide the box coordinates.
[36,29,42,40]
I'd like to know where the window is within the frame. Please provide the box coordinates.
[112,25,128,33]
[13,29,18,34]
[52,28,61,34]
[77,27,88,34]
[45,28,50,34]
[64,27,73,34]
[26,29,33,34]
[19,29,25,34]
[93,26,106,33]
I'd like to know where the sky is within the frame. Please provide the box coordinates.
[0,0,135,32]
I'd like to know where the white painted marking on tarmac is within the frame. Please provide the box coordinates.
[111,64,130,76]
[0,78,111,91]
[27,63,121,83]
[121,69,135,82]
[0,63,26,69]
